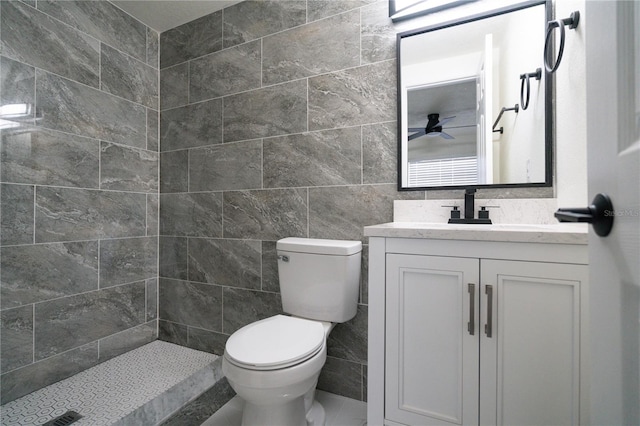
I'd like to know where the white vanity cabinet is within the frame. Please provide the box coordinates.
[366,224,589,426]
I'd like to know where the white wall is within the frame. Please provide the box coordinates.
[553,0,588,207]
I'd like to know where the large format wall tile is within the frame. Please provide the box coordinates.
[0,56,35,107]
[360,246,369,304]
[159,279,222,331]
[189,141,262,192]
[146,194,159,237]
[363,121,397,184]
[186,327,228,356]
[36,0,147,63]
[262,10,360,85]
[222,287,282,334]
[147,109,160,151]
[100,142,159,193]
[307,0,366,22]
[308,60,396,130]
[101,44,158,109]
[327,304,367,363]
[98,321,157,362]
[160,11,223,69]
[99,237,157,288]
[146,28,159,68]
[35,187,146,243]
[159,237,188,280]
[223,80,307,142]
[223,189,308,240]
[1,128,100,189]
[188,238,261,289]
[1,241,99,309]
[261,241,280,293]
[36,71,147,148]
[317,356,363,400]
[34,282,146,360]
[146,278,158,320]
[158,320,189,346]
[1,1,100,88]
[160,62,188,111]
[223,0,306,48]
[1,184,34,246]
[189,40,261,102]
[263,127,362,188]
[160,193,223,238]
[0,342,99,405]
[308,184,423,241]
[1,305,34,374]
[361,0,396,64]
[160,150,188,193]
[160,99,223,151]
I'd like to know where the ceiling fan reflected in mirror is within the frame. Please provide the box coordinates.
[408,113,461,140]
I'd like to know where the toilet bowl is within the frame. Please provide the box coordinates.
[221,238,362,426]
[222,315,334,426]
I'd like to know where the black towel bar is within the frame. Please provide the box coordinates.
[544,11,580,73]
[519,68,542,111]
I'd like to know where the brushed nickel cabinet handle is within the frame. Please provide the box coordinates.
[468,283,475,335]
[485,285,493,338]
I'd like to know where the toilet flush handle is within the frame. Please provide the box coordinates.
[278,255,290,262]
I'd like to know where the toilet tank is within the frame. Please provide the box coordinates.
[277,238,362,323]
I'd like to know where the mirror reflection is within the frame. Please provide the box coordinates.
[398,1,552,190]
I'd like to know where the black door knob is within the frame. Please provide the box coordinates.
[555,193,614,237]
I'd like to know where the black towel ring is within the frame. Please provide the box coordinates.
[520,68,542,111]
[544,11,580,73]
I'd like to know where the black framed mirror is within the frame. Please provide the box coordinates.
[397,1,553,191]
[389,0,477,22]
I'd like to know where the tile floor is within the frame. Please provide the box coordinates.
[201,390,367,426]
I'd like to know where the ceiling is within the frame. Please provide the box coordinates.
[112,0,242,32]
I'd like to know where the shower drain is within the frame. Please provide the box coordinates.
[42,411,83,426]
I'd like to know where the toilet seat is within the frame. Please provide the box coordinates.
[225,315,326,371]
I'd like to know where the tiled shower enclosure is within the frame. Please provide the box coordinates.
[1,0,160,405]
[1,0,418,408]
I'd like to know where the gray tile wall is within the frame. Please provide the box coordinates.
[0,1,159,404]
[158,0,424,402]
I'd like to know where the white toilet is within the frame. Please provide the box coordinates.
[222,237,362,426]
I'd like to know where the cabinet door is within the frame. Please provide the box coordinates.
[386,254,479,426]
[479,260,588,426]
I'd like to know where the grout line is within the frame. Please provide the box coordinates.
[32,185,36,244]
[97,239,101,289]
[0,181,157,195]
[306,188,310,237]
[32,303,36,364]
[220,281,225,335]
[144,275,148,323]
[359,4,362,67]
[360,125,364,185]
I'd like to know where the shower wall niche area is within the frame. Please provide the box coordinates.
[0,0,160,404]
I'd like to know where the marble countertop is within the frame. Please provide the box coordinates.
[364,222,589,244]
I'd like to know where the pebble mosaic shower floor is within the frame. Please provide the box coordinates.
[0,341,220,426]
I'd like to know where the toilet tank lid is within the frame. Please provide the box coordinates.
[277,238,362,255]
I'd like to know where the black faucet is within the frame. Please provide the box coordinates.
[464,188,475,220]
[448,188,492,224]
